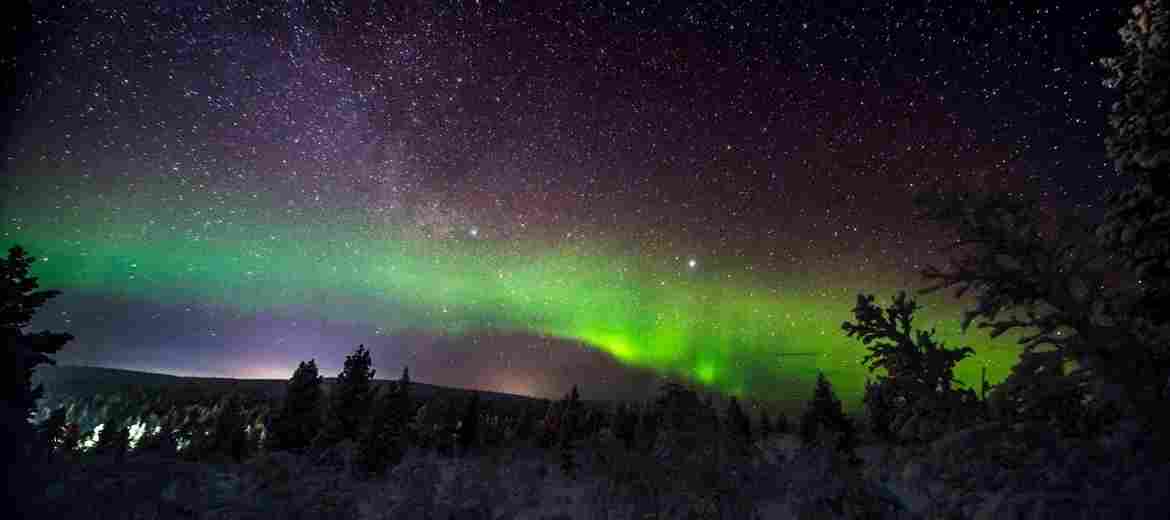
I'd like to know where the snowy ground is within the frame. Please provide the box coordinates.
[25,427,1170,519]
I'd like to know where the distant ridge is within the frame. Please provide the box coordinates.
[33,364,553,413]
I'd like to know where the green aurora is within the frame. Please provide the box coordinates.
[7,182,1023,406]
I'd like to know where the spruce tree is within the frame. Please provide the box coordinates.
[614,402,638,449]
[327,345,376,443]
[2,246,73,466]
[558,386,582,478]
[861,378,897,440]
[701,393,721,436]
[635,401,659,452]
[773,411,790,435]
[1096,0,1170,423]
[654,381,704,433]
[799,372,856,456]
[270,359,324,452]
[912,185,1116,432]
[596,406,612,437]
[1099,0,1170,289]
[914,180,1164,430]
[357,371,411,477]
[759,408,773,440]
[903,4,1170,435]
[399,366,411,401]
[212,394,249,462]
[725,396,752,446]
[397,366,413,444]
[559,385,582,445]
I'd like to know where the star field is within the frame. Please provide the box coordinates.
[2,1,1127,404]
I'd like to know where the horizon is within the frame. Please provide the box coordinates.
[38,363,762,407]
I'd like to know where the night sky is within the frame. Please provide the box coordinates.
[2,1,1129,404]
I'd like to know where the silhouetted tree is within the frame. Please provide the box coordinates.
[635,400,659,452]
[326,345,376,443]
[912,186,1114,433]
[582,407,605,438]
[773,411,790,435]
[844,292,974,396]
[614,402,638,449]
[654,381,705,433]
[1095,0,1170,428]
[269,359,324,453]
[210,393,249,462]
[861,378,897,440]
[559,385,583,444]
[538,398,561,449]
[456,393,480,455]
[558,385,583,478]
[759,408,773,440]
[1099,0,1170,296]
[397,366,413,444]
[357,367,412,477]
[651,380,720,465]
[725,396,752,447]
[909,6,1170,430]
[701,393,719,433]
[2,245,73,470]
[799,372,856,456]
[842,291,978,440]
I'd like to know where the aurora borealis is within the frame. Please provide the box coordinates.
[2,2,1127,404]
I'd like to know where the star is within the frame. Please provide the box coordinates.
[4,0,1097,401]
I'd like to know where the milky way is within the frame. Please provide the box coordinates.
[2,2,1126,404]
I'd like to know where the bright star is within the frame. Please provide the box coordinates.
[687,258,697,269]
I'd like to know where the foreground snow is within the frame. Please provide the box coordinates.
[26,427,1170,519]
